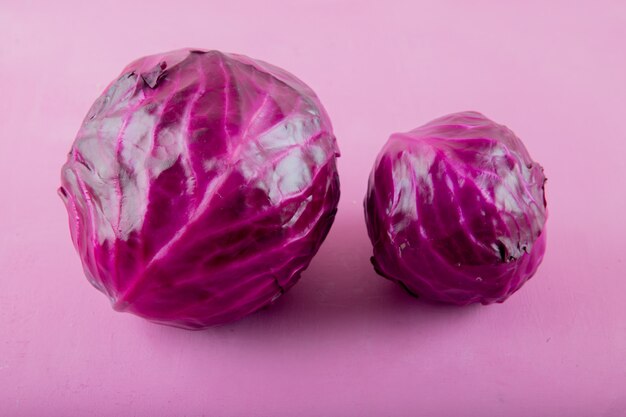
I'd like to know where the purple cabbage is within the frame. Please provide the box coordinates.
[365,112,547,305]
[59,49,340,328]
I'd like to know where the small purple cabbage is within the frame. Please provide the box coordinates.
[365,112,547,305]
[59,49,340,328]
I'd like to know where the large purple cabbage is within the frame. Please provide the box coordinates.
[365,112,547,305]
[59,49,340,328]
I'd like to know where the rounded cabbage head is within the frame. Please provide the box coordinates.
[365,111,547,305]
[59,49,340,328]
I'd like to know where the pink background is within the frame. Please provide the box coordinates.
[1,1,625,416]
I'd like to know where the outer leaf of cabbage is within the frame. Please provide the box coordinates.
[59,49,340,328]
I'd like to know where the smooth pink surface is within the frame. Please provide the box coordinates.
[1,1,625,416]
